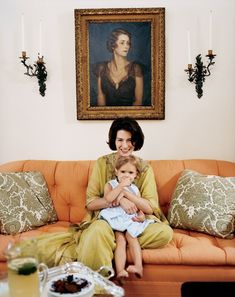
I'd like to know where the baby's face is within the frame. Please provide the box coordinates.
[116,162,137,184]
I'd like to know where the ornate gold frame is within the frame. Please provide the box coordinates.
[74,8,165,120]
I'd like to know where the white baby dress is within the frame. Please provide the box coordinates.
[99,179,154,238]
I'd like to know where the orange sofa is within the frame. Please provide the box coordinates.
[0,159,235,297]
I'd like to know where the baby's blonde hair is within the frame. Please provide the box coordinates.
[115,155,140,176]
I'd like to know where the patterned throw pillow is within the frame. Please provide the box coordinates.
[167,170,235,239]
[0,171,57,235]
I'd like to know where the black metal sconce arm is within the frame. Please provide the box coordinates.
[185,51,216,99]
[19,52,47,97]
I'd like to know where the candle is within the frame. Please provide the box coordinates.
[187,30,192,65]
[39,20,42,56]
[21,14,25,52]
[209,10,213,50]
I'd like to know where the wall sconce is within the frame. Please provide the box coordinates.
[19,51,47,97]
[184,50,216,98]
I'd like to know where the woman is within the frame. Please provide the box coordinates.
[94,28,144,106]
[75,117,173,271]
[17,117,172,273]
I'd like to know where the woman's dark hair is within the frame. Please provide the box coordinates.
[106,28,132,53]
[108,117,144,151]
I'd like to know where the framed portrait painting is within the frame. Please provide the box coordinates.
[74,8,165,120]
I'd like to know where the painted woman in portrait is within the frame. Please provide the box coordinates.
[93,28,144,106]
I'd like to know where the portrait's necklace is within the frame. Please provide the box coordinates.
[109,63,128,89]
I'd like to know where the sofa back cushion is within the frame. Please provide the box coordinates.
[149,159,235,216]
[0,159,234,222]
[0,160,95,223]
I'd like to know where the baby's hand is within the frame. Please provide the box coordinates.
[132,210,145,222]
[111,198,120,207]
[120,177,131,187]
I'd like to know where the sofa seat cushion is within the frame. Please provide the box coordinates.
[0,221,71,261]
[134,229,235,266]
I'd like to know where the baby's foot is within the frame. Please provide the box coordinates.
[126,265,143,278]
[116,270,129,286]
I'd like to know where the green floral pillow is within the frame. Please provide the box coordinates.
[0,171,57,235]
[167,170,235,239]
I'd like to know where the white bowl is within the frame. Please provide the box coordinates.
[47,273,94,297]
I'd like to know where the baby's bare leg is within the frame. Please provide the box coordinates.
[114,231,129,279]
[125,232,143,278]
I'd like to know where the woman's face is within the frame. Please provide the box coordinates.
[115,130,135,157]
[114,34,130,57]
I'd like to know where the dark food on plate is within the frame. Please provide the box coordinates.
[51,274,90,293]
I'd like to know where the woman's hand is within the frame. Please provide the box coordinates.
[110,199,119,207]
[119,197,138,214]
[132,210,145,222]
[123,190,153,215]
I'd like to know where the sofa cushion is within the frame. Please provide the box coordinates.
[0,171,57,235]
[139,230,235,266]
[167,170,235,239]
